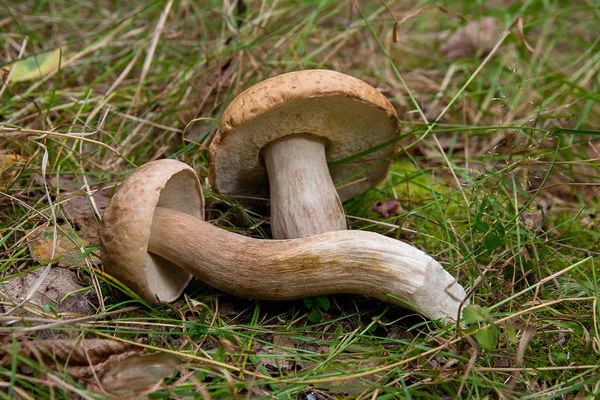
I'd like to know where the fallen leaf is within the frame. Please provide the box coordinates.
[0,150,27,190]
[256,334,299,376]
[0,266,95,325]
[493,356,511,368]
[7,48,63,83]
[39,174,109,244]
[0,339,141,378]
[370,199,402,218]
[385,326,412,341]
[521,200,550,232]
[27,223,98,267]
[440,17,501,60]
[91,352,182,397]
[0,150,25,169]
[256,346,297,376]
[522,210,545,231]
[61,190,110,243]
[428,353,458,370]
[0,338,181,397]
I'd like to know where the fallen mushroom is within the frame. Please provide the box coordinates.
[209,70,399,239]
[100,160,467,321]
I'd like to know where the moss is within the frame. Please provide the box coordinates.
[525,327,600,383]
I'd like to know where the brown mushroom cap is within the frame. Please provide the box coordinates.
[100,160,204,303]
[209,69,399,201]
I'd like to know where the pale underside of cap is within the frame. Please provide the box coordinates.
[209,69,400,201]
[100,159,204,303]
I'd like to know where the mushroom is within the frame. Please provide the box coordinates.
[209,70,399,239]
[100,159,467,322]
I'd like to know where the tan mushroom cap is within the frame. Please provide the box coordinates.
[209,69,400,201]
[100,159,204,303]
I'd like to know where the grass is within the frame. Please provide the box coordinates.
[1,0,599,398]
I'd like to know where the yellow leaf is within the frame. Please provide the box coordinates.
[0,151,25,168]
[8,48,63,82]
[0,151,27,191]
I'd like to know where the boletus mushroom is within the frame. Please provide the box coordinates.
[100,160,467,322]
[209,70,399,239]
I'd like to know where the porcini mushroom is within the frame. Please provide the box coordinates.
[100,160,467,321]
[209,70,399,239]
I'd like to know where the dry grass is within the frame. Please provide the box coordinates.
[1,0,599,398]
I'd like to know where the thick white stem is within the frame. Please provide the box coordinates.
[262,134,347,239]
[148,207,467,321]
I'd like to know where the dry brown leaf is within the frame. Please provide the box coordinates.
[0,338,181,397]
[256,347,296,375]
[440,17,502,60]
[0,150,27,190]
[272,333,295,348]
[521,210,546,232]
[385,325,412,341]
[0,266,95,322]
[254,334,302,376]
[37,174,110,244]
[27,223,98,268]
[0,339,141,378]
[90,352,182,397]
[61,190,109,243]
[370,199,402,218]
[0,150,25,168]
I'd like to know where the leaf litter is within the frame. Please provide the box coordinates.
[27,223,97,268]
[0,266,96,331]
[370,199,403,218]
[2,176,111,335]
[440,17,502,60]
[4,48,64,83]
[0,338,182,397]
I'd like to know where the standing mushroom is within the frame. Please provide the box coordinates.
[100,160,467,322]
[209,70,399,239]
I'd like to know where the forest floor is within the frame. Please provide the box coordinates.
[1,1,599,398]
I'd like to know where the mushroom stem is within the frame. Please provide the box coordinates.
[148,207,466,321]
[262,133,347,239]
